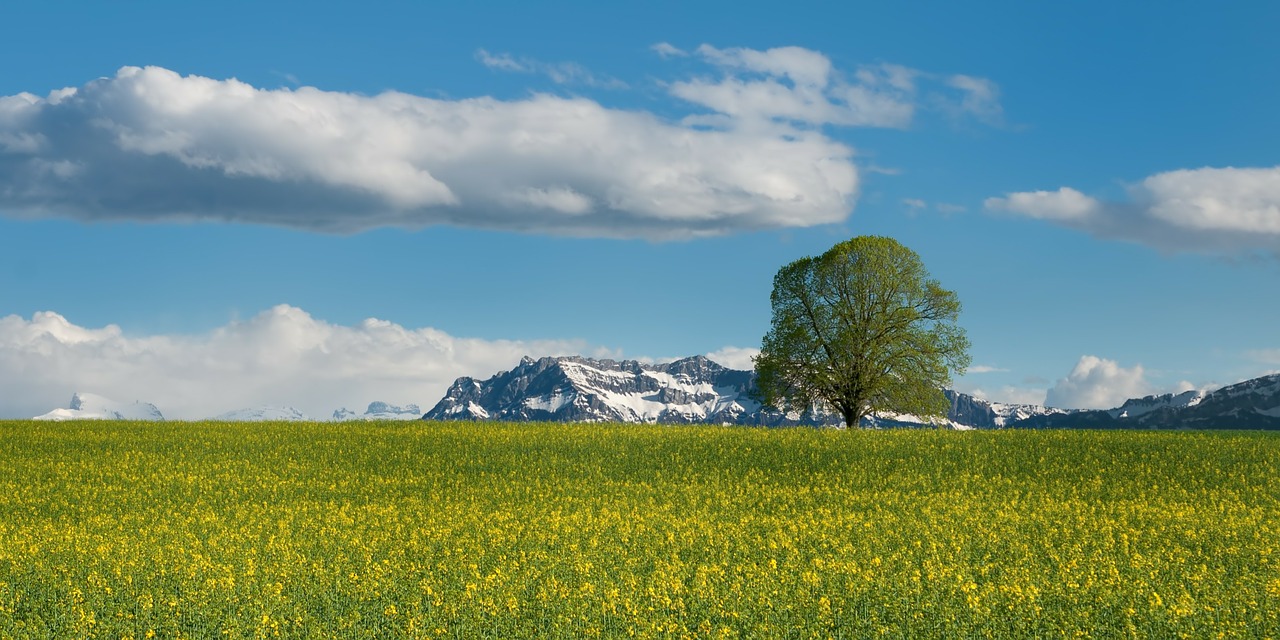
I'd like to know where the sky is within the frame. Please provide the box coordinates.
[1,1,1278,419]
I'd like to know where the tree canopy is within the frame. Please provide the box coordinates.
[754,235,971,428]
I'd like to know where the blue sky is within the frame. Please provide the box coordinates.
[2,1,1278,418]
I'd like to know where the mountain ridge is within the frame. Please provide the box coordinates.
[425,355,1280,430]
[423,355,1064,428]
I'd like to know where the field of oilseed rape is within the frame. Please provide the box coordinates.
[0,421,1277,638]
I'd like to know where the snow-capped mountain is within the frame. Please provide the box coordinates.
[332,402,424,421]
[423,355,1061,428]
[1011,374,1280,429]
[944,390,1068,428]
[426,355,768,424]
[33,392,165,421]
[215,406,310,421]
[1107,389,1206,419]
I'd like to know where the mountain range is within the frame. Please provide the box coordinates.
[33,392,165,421]
[422,355,1069,428]
[26,356,1280,429]
[423,355,1280,430]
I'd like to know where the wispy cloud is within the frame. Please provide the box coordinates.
[963,385,1047,406]
[0,305,607,419]
[942,74,1004,125]
[475,49,628,89]
[650,42,688,58]
[665,44,1005,130]
[966,365,1009,374]
[985,166,1280,258]
[1247,348,1280,365]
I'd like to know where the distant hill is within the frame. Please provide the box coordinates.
[1013,374,1280,430]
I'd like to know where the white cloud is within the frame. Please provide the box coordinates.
[985,187,1100,221]
[666,45,1002,131]
[475,49,526,72]
[475,49,627,88]
[1247,348,1280,365]
[1142,166,1280,234]
[0,65,858,240]
[966,386,1047,407]
[944,74,1003,124]
[0,305,603,420]
[902,198,927,210]
[984,166,1280,256]
[669,47,915,128]
[705,346,760,370]
[965,365,1009,374]
[1045,355,1151,410]
[651,42,688,58]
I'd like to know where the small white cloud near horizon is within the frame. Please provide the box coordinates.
[705,346,760,370]
[964,386,1047,407]
[984,166,1280,257]
[1247,348,1280,365]
[1045,355,1151,410]
[966,365,1009,374]
[0,305,612,420]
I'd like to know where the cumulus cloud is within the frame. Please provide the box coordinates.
[704,346,760,370]
[984,166,1280,256]
[0,65,858,239]
[0,305,604,420]
[1045,355,1152,410]
[665,45,1003,131]
[985,187,1100,221]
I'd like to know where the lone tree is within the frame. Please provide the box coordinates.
[754,235,971,428]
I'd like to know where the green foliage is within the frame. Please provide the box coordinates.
[755,235,971,427]
[0,420,1278,638]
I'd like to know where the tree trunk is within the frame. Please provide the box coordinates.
[841,407,864,429]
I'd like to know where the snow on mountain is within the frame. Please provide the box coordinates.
[33,392,164,421]
[426,355,765,425]
[424,355,1060,428]
[943,390,1064,429]
[332,402,424,421]
[1108,389,1206,419]
[1012,373,1280,429]
[215,406,309,421]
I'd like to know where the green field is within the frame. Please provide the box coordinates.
[0,421,1277,639]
